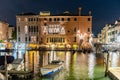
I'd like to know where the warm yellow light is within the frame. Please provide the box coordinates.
[77,30,80,34]
[28,44,39,48]
[72,44,78,49]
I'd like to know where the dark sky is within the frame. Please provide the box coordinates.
[0,0,120,35]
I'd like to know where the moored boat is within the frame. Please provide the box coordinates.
[40,60,64,76]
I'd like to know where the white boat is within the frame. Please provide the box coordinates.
[40,60,64,76]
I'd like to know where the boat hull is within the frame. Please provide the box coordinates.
[0,56,14,66]
[41,64,63,76]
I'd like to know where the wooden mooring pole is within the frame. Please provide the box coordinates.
[105,52,109,77]
[5,53,8,80]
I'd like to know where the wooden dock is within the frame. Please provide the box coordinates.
[0,70,33,79]
[108,67,120,80]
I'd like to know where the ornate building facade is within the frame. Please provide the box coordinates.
[16,8,92,49]
[98,19,120,49]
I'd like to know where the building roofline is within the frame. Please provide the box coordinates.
[0,20,9,25]
[16,12,37,16]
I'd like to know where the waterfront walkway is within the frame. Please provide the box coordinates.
[108,67,120,80]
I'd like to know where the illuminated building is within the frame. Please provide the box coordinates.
[0,20,9,41]
[0,21,15,41]
[98,20,120,44]
[8,25,15,40]
[16,13,39,45]
[16,7,92,49]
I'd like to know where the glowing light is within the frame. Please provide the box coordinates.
[89,37,93,46]
[79,34,84,39]
[77,30,80,34]
[18,51,22,58]
[51,44,55,49]
[88,54,96,79]
[111,52,119,67]
[25,25,28,34]
[72,44,78,49]
[43,24,65,34]
[84,33,87,36]
[61,27,65,34]
[43,26,48,34]
[31,36,36,42]
[0,73,5,80]
[49,51,54,63]
[0,43,6,50]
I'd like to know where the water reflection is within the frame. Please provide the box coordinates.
[24,51,114,80]
[88,53,96,79]
[110,51,120,67]
[39,52,100,80]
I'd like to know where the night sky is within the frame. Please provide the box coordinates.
[0,0,120,36]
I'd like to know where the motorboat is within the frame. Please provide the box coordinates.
[0,55,14,66]
[40,60,64,76]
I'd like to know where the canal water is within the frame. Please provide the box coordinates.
[27,51,120,80]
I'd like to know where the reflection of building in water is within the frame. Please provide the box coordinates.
[88,53,96,79]
[110,52,119,67]
[25,51,40,73]
[16,7,92,49]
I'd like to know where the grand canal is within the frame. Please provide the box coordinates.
[20,50,119,80]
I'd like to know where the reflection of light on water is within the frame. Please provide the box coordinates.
[25,51,39,74]
[111,52,119,67]
[25,51,29,71]
[88,53,96,79]
[13,43,26,59]
[66,52,70,71]
[18,51,22,58]
[54,51,56,60]
[0,73,4,80]
[50,51,54,63]
[34,51,39,74]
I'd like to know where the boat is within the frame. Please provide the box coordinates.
[0,55,14,66]
[40,60,64,76]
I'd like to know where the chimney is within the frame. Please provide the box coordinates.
[88,11,92,16]
[78,7,82,16]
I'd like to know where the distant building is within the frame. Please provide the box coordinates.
[98,19,120,44]
[16,13,39,45]
[0,20,9,41]
[0,20,15,42]
[8,25,15,40]
[16,7,92,49]
[93,37,98,44]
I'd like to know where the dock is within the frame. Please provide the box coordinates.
[108,67,120,80]
[0,70,33,79]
